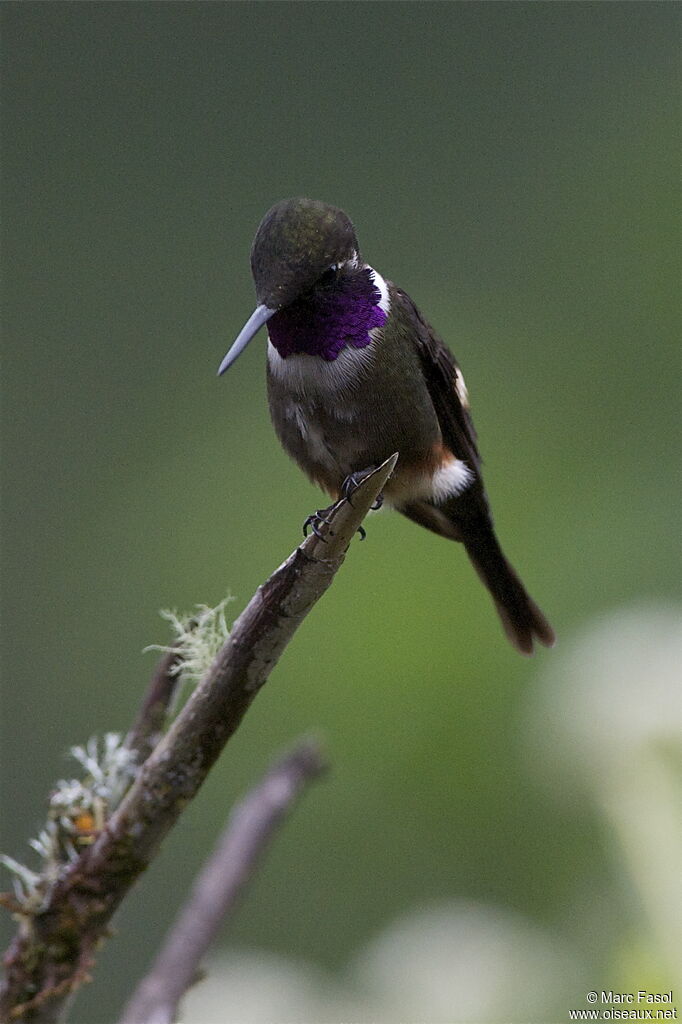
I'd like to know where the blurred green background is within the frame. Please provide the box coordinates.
[2,3,680,1021]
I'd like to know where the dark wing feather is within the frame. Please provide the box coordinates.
[393,288,481,476]
[392,288,555,654]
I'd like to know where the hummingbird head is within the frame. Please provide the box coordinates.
[218,198,361,375]
[251,198,360,309]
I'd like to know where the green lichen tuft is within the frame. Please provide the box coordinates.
[144,597,233,700]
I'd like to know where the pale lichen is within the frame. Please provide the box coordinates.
[144,598,233,700]
[1,733,137,912]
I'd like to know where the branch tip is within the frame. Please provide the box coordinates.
[302,452,399,558]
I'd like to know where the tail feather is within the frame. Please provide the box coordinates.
[399,498,555,655]
[463,529,555,655]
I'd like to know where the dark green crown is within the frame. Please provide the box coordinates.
[251,198,360,308]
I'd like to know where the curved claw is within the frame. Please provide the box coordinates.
[303,506,368,543]
[303,509,333,542]
[341,474,360,508]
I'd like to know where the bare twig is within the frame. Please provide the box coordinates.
[0,453,397,1023]
[125,648,183,766]
[119,739,326,1024]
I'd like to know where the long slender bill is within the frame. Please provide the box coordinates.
[217,304,276,375]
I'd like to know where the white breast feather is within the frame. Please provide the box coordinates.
[267,339,376,395]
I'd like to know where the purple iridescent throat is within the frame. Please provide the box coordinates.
[267,267,387,361]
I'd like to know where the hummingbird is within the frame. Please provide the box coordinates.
[218,198,555,654]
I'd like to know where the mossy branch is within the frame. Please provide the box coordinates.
[0,453,397,1024]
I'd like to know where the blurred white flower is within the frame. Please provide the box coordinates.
[180,948,371,1023]
[528,603,682,785]
[354,901,576,1023]
[183,902,578,1023]
[526,603,682,985]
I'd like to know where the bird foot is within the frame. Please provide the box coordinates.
[302,507,334,542]
[302,493,369,543]
[341,468,384,511]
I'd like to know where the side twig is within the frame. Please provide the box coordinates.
[119,739,326,1024]
[125,648,183,766]
[0,453,397,1024]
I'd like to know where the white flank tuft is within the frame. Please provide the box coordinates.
[431,460,474,503]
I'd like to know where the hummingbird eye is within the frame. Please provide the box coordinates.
[318,263,339,285]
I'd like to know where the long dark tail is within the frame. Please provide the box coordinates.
[399,499,555,655]
[463,524,555,655]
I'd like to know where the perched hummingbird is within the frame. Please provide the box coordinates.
[218,198,555,654]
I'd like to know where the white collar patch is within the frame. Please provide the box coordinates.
[367,265,391,315]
